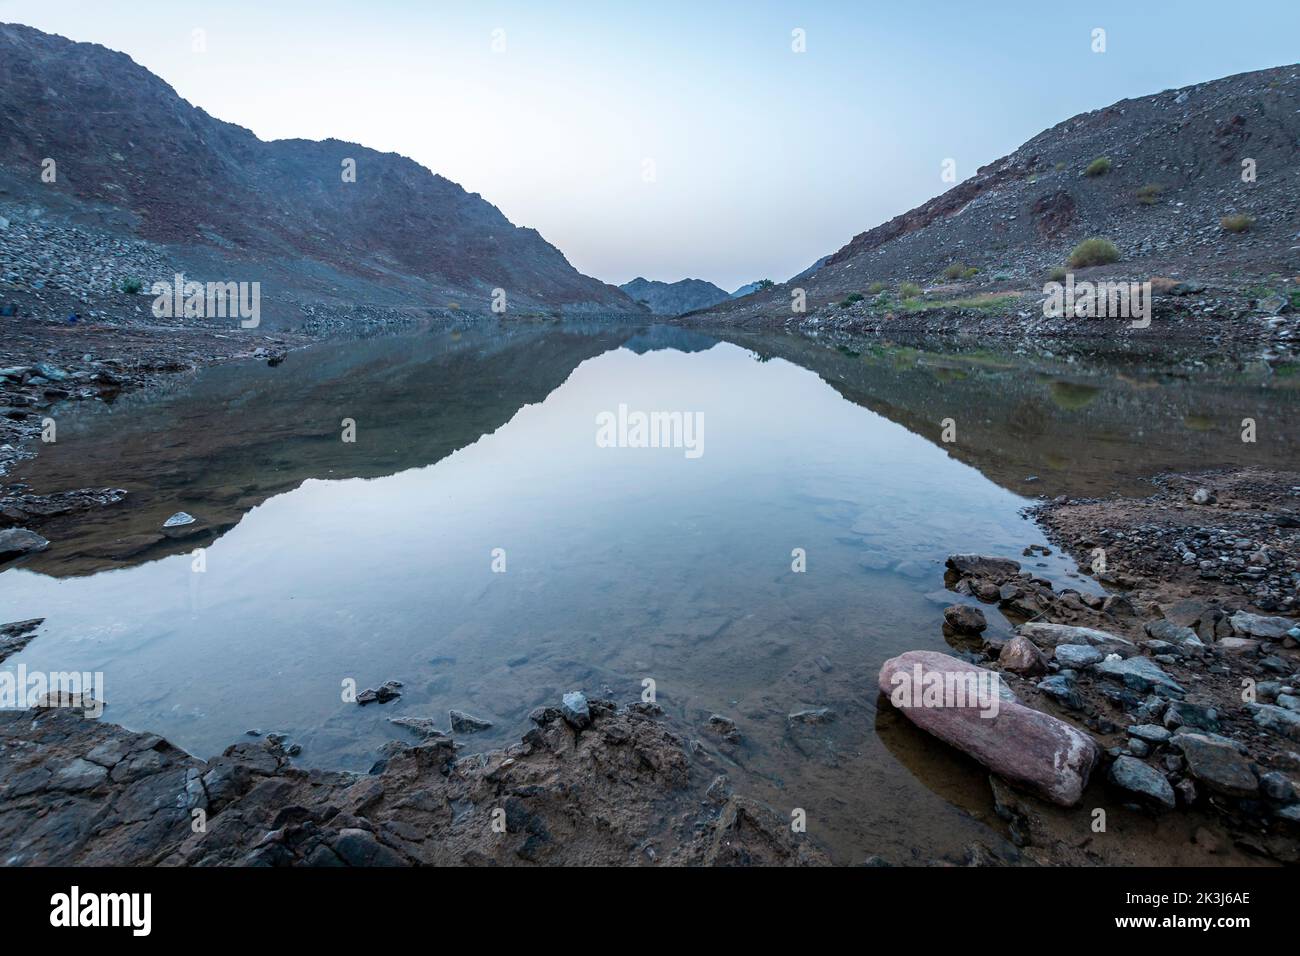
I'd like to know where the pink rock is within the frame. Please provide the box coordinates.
[998,635,1047,676]
[878,650,1100,806]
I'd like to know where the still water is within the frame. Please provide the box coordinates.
[2,323,1296,862]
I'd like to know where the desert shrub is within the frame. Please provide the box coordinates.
[872,291,892,307]
[899,282,922,298]
[1048,266,1068,282]
[120,277,144,294]
[1067,238,1120,268]
[1220,214,1253,233]
[962,266,979,278]
[1085,156,1112,177]
[839,292,864,308]
[942,263,967,280]
[1135,183,1164,205]
[867,281,886,294]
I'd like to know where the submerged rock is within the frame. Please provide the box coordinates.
[879,650,1100,806]
[0,527,48,562]
[357,681,402,706]
[162,511,196,528]
[707,714,741,744]
[946,554,1021,579]
[0,618,44,662]
[449,709,493,733]
[388,717,449,741]
[943,604,988,634]
[787,707,835,725]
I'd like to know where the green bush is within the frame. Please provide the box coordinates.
[867,281,886,294]
[1067,238,1120,268]
[1085,156,1112,177]
[899,282,922,299]
[839,292,864,308]
[1048,265,1068,282]
[120,277,144,294]
[942,263,967,281]
[962,266,980,279]
[1220,214,1252,233]
[1135,183,1164,205]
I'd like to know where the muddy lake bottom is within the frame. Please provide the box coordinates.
[3,322,1297,864]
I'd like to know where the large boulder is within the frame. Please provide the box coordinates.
[879,650,1100,806]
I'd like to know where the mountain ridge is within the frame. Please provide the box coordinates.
[0,22,642,320]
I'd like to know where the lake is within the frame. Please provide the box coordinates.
[2,322,1296,863]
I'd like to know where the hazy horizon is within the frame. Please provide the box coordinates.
[5,0,1299,291]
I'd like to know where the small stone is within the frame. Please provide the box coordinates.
[788,707,835,725]
[999,636,1047,676]
[707,714,741,744]
[1128,723,1172,745]
[559,691,591,729]
[1055,644,1103,668]
[1108,756,1175,809]
[1259,771,1297,802]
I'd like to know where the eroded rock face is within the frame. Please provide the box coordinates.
[878,650,1100,806]
[0,699,825,867]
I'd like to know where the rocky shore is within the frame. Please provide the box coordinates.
[878,468,1300,864]
[0,694,822,866]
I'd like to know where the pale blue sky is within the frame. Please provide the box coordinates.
[5,0,1299,290]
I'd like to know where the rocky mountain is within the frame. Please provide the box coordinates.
[0,23,641,321]
[618,276,730,316]
[695,63,1300,322]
